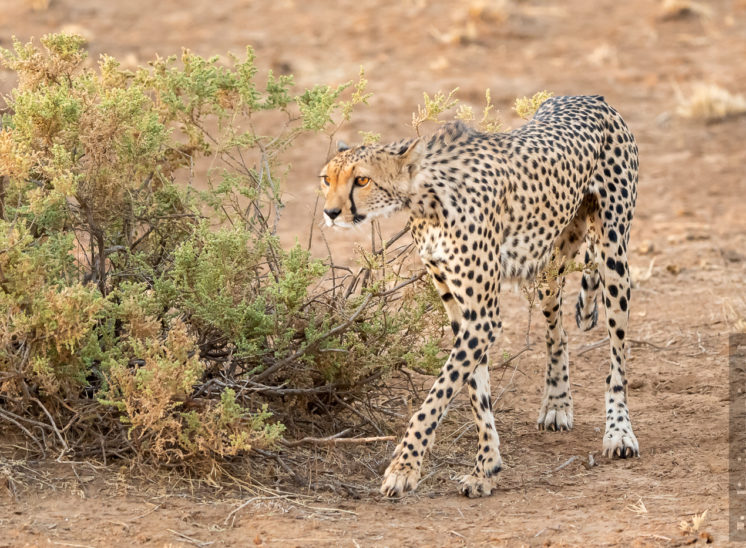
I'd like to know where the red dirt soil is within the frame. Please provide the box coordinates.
[1,0,746,546]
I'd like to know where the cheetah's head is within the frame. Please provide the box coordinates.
[318,139,425,228]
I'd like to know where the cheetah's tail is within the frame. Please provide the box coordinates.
[575,243,600,331]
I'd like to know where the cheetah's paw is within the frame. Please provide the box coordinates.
[457,473,498,498]
[602,427,639,458]
[380,460,421,498]
[537,399,574,431]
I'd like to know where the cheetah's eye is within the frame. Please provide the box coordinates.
[321,175,330,186]
[354,176,371,187]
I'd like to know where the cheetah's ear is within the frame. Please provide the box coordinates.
[397,138,425,176]
[337,140,350,152]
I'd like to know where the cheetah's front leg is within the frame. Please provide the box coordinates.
[423,264,503,496]
[458,362,502,497]
[380,317,494,497]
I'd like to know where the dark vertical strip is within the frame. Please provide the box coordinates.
[730,333,746,541]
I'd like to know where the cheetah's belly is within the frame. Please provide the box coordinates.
[498,223,566,281]
[498,245,552,281]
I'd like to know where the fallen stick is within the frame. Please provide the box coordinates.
[167,529,213,547]
[281,433,395,448]
[576,337,609,356]
[549,455,578,473]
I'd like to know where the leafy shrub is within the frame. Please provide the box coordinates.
[0,34,444,467]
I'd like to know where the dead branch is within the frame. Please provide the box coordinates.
[252,292,373,382]
[0,408,45,454]
[577,336,610,356]
[32,397,69,455]
[280,430,395,447]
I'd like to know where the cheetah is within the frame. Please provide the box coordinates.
[317,95,639,498]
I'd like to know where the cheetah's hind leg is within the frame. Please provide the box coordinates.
[536,281,574,431]
[537,211,588,431]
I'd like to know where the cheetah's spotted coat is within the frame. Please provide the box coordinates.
[318,95,639,498]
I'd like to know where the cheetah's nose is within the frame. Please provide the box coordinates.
[324,208,342,220]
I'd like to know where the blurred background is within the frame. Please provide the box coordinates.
[3,0,745,321]
[3,0,745,258]
[2,0,744,253]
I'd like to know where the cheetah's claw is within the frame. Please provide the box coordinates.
[537,400,574,431]
[380,461,421,498]
[602,428,640,458]
[457,473,497,498]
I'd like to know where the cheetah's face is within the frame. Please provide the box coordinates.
[318,140,423,228]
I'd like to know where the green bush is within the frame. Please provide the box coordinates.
[0,34,446,467]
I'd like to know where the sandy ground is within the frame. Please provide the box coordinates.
[1,0,746,546]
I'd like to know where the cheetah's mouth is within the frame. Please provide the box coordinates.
[323,213,367,230]
[323,212,366,229]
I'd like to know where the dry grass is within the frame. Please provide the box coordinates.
[678,509,714,543]
[626,497,648,515]
[679,509,708,533]
[658,0,713,20]
[675,83,746,122]
[25,0,50,11]
[466,0,511,24]
[429,0,511,46]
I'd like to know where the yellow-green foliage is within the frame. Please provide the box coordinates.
[412,87,506,134]
[180,393,285,459]
[411,88,460,135]
[101,319,204,457]
[455,89,505,133]
[514,90,554,119]
[0,34,443,467]
[0,221,104,397]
